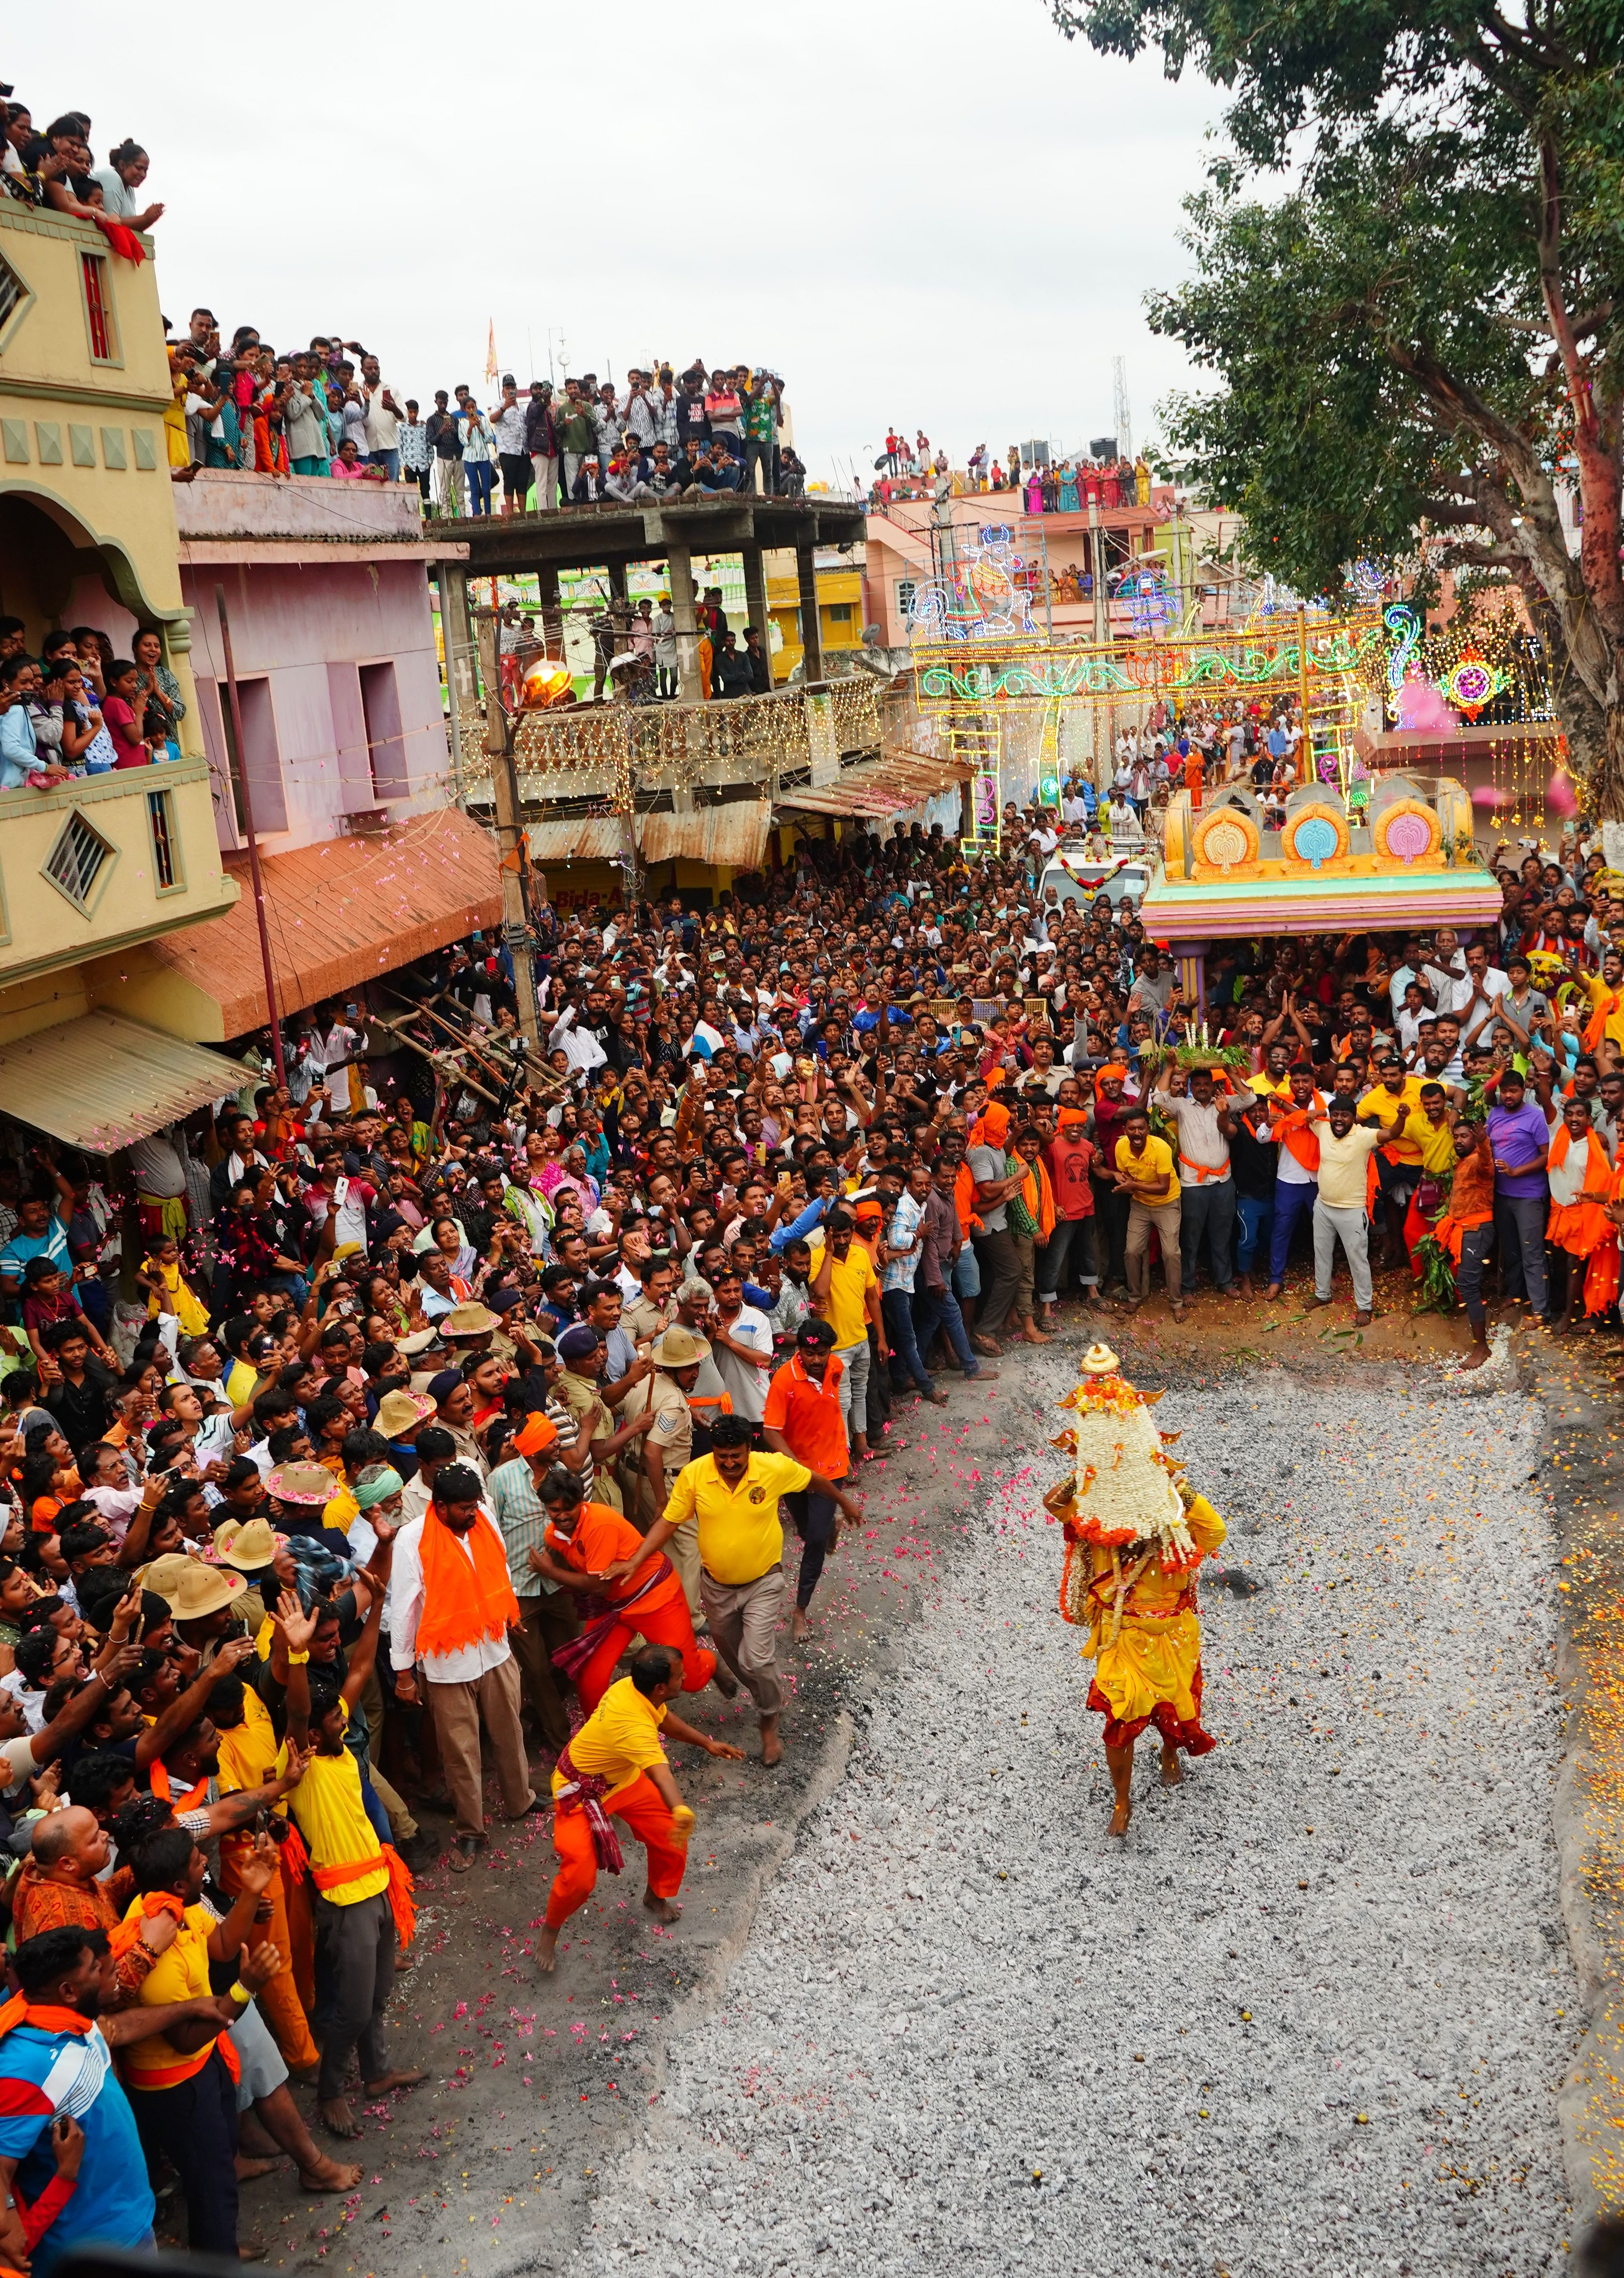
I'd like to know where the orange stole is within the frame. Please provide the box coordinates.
[312,1845,416,1949]
[415,1505,519,1661]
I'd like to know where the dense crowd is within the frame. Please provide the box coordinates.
[871,434,1153,511]
[161,339,805,515]
[416,365,803,519]
[0,783,1615,2262]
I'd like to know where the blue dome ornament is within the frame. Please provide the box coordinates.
[1292,815,1340,870]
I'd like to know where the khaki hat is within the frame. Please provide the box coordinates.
[442,1302,501,1338]
[267,1462,340,1508]
[164,1560,247,1621]
[139,1551,194,1602]
[651,1324,710,1368]
[213,1514,286,1572]
[376,1387,437,1439]
[396,1328,441,1357]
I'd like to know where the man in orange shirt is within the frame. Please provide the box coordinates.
[761,1320,849,1639]
[527,1466,718,1712]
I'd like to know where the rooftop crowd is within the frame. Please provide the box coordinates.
[166,333,805,515]
[872,431,1153,511]
[0,780,1612,2255]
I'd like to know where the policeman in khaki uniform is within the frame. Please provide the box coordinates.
[621,1324,710,1612]
[622,1255,679,1348]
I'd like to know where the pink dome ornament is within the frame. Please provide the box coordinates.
[1383,809,1434,865]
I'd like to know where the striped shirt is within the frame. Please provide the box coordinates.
[487,1454,558,1598]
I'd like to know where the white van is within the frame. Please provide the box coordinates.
[1040,855,1150,909]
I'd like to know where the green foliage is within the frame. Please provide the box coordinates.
[1050,0,1624,794]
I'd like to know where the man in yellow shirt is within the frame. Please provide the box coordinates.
[282,1533,426,2143]
[808,1210,884,1461]
[619,1415,863,1764]
[1580,949,1624,1058]
[536,1646,743,1975]
[121,1825,284,2258]
[1357,1056,1428,1266]
[1112,1107,1184,1319]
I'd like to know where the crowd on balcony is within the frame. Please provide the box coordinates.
[1,102,161,258]
[0,623,183,792]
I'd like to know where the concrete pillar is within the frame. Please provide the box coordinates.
[666,542,701,700]
[796,537,823,683]
[536,563,563,656]
[742,543,771,662]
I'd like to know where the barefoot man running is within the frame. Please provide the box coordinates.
[537,1646,743,1974]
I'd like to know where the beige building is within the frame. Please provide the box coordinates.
[0,199,242,1135]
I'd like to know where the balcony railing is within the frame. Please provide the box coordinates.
[456,679,887,793]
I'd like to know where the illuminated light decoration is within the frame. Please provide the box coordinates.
[916,619,1387,707]
[1111,565,1175,636]
[1385,602,1422,698]
[1283,805,1350,871]
[519,655,574,710]
[1437,640,1511,722]
[1373,799,1442,867]
[908,526,1039,644]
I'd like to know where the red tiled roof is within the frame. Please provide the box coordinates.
[147,808,501,1037]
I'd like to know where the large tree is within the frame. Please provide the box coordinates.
[1051,0,1624,808]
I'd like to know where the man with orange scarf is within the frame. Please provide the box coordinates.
[967,1099,1052,1348]
[1152,1062,1238,1300]
[1547,1094,1620,1333]
[390,1460,538,1870]
[1263,1062,1324,1298]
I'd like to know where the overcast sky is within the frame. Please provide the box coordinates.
[17,2,1222,484]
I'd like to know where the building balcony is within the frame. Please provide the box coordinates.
[0,758,238,992]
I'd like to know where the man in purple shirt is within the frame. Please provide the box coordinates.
[1488,1067,1556,1322]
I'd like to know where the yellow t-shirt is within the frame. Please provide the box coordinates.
[282,1744,389,1905]
[1114,1132,1180,1206]
[216,1683,280,1796]
[662,1449,813,1586]
[816,1246,877,1350]
[1357,1078,1425,1161]
[121,1902,220,2083]
[552,1674,668,1803]
[322,1485,359,1536]
[1400,1109,1458,1176]
[224,1358,259,1410]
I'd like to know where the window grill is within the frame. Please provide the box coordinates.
[43,811,113,907]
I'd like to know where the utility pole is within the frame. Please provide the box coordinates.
[215,585,285,1086]
[474,606,539,1047]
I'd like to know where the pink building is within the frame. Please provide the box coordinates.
[863,484,1194,646]
[60,472,499,1044]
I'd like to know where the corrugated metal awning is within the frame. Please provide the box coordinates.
[526,803,772,872]
[142,808,502,1038]
[781,756,970,819]
[640,803,770,869]
[526,818,624,864]
[0,1012,239,1154]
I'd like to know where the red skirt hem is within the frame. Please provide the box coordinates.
[1086,1667,1218,1756]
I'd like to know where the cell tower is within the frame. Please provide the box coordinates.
[1113,357,1133,463]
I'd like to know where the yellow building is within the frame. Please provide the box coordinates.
[766,560,865,682]
[0,200,240,1136]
